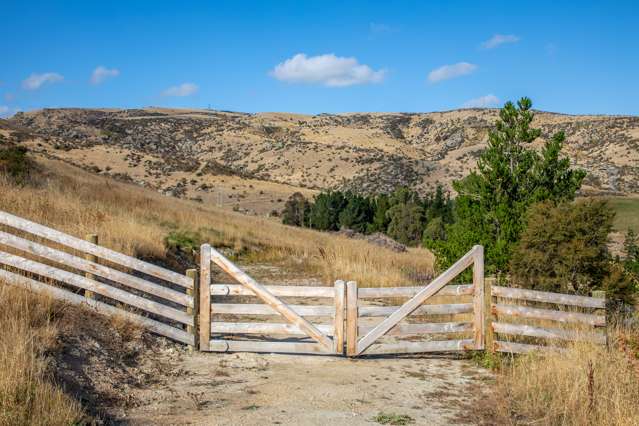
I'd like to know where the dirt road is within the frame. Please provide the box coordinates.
[118,349,493,425]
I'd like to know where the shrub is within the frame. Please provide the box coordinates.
[281,192,310,226]
[0,145,35,184]
[510,200,631,301]
[164,229,202,255]
[386,203,424,246]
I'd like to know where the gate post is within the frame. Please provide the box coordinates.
[346,281,358,357]
[186,268,199,350]
[199,244,211,351]
[484,277,494,353]
[333,280,346,354]
[472,245,485,350]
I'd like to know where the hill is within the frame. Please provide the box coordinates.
[3,107,639,215]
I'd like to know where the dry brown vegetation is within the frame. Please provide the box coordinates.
[493,326,639,425]
[0,157,434,287]
[0,284,83,426]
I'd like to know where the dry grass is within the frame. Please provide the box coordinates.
[0,158,433,286]
[494,326,639,425]
[0,284,83,426]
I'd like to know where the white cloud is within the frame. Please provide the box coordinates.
[90,66,120,84]
[462,94,500,108]
[481,34,520,49]
[0,106,8,114]
[427,62,477,83]
[270,53,385,87]
[22,72,64,90]
[162,83,199,97]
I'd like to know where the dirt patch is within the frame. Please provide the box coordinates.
[113,351,494,425]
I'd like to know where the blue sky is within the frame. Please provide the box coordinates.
[1,1,638,116]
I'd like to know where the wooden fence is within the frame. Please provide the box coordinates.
[0,210,196,345]
[488,284,607,354]
[0,210,608,357]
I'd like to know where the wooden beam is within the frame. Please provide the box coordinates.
[358,303,473,317]
[492,286,605,309]
[84,234,98,299]
[492,322,606,344]
[493,303,605,326]
[0,230,191,306]
[357,284,473,299]
[208,339,333,355]
[472,245,485,350]
[199,244,212,351]
[186,269,198,345]
[211,303,335,316]
[333,280,346,354]
[208,246,334,352]
[358,322,472,336]
[0,268,193,345]
[494,340,564,354]
[0,210,192,288]
[210,284,334,298]
[210,322,334,335]
[355,245,479,355]
[346,281,358,357]
[362,339,475,355]
[0,250,192,325]
[484,277,495,353]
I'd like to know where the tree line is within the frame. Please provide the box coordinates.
[281,98,637,306]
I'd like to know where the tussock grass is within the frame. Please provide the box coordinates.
[0,284,83,426]
[494,326,639,425]
[0,158,433,286]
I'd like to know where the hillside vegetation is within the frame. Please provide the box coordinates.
[3,107,638,216]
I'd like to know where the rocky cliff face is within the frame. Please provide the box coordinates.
[4,107,639,206]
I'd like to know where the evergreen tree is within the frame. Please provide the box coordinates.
[308,191,347,231]
[386,203,425,246]
[428,97,586,273]
[338,193,373,233]
[368,194,391,233]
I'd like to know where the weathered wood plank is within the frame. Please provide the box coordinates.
[358,303,473,317]
[0,250,192,325]
[199,244,212,351]
[210,322,334,335]
[211,303,335,316]
[346,281,358,357]
[208,246,334,351]
[0,268,193,345]
[357,284,474,299]
[362,339,475,355]
[492,322,606,344]
[358,322,472,336]
[0,230,192,307]
[494,340,564,354]
[0,210,192,288]
[492,286,605,309]
[210,284,334,298]
[208,339,333,355]
[356,245,480,355]
[493,303,605,326]
[472,245,485,350]
[333,280,345,354]
[84,234,98,299]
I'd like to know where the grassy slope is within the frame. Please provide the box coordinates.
[606,196,639,233]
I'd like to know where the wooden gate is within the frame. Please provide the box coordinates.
[199,244,345,355]
[345,245,484,356]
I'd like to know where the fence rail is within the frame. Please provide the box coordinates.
[0,210,195,345]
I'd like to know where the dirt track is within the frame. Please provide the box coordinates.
[118,350,493,425]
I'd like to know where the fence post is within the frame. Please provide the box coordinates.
[484,277,495,353]
[186,269,199,350]
[473,245,485,350]
[333,280,346,355]
[84,234,98,299]
[346,281,358,357]
[592,290,607,346]
[199,244,211,351]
